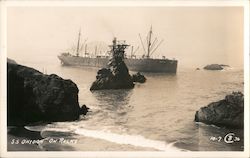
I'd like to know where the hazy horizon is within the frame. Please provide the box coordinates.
[7,6,244,69]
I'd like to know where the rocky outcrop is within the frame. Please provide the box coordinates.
[195,92,244,128]
[203,64,229,70]
[90,64,134,90]
[132,72,146,83]
[90,38,135,90]
[8,60,88,126]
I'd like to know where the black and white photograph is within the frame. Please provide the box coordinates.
[0,0,249,157]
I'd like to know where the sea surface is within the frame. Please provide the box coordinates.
[10,55,244,151]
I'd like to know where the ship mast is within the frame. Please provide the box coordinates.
[94,45,97,56]
[131,46,134,57]
[139,26,164,58]
[85,44,88,56]
[147,26,152,58]
[76,29,81,56]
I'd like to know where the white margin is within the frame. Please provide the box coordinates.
[0,0,7,157]
[0,0,249,158]
[243,0,250,157]
[1,0,249,7]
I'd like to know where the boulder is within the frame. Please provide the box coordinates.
[194,92,244,128]
[90,38,134,90]
[132,72,146,83]
[80,104,89,115]
[90,66,134,90]
[8,61,88,126]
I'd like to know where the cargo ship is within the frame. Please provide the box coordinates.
[58,27,178,73]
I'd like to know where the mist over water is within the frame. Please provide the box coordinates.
[17,54,244,151]
[7,7,244,68]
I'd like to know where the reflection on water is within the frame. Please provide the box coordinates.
[92,89,133,109]
[88,89,134,128]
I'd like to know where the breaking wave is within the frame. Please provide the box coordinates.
[25,125,186,151]
[74,128,185,151]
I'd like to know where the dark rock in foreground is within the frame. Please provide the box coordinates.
[203,64,230,70]
[132,72,146,83]
[195,92,244,128]
[7,58,17,64]
[8,60,88,126]
[90,38,135,90]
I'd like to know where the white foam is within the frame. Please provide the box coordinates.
[25,125,74,133]
[24,125,46,132]
[195,122,221,129]
[26,125,186,151]
[74,128,183,151]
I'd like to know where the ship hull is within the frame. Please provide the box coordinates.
[58,55,177,73]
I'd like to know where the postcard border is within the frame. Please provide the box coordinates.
[0,0,249,157]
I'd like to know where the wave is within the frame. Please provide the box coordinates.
[74,128,184,151]
[25,124,187,151]
[24,125,46,132]
[195,122,221,129]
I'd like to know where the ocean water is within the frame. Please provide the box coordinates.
[13,55,244,151]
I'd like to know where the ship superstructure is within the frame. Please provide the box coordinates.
[58,27,177,73]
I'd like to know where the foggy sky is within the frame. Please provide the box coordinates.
[7,6,244,68]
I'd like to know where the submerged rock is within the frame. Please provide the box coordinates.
[132,72,146,83]
[203,64,230,70]
[203,64,223,70]
[195,92,244,128]
[8,60,88,126]
[90,38,135,90]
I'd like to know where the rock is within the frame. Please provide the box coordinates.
[90,38,134,90]
[8,61,88,126]
[195,92,244,128]
[203,64,223,70]
[203,64,230,70]
[132,72,146,83]
[80,104,89,115]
